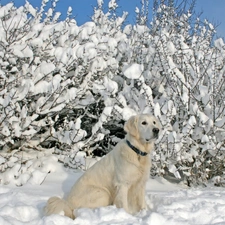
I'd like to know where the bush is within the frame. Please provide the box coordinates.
[0,0,225,186]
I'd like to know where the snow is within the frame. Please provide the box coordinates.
[167,41,176,55]
[123,63,144,79]
[1,126,10,136]
[108,0,118,10]
[1,163,225,225]
[0,1,225,221]
[214,38,224,50]
[114,105,136,121]
[154,102,161,117]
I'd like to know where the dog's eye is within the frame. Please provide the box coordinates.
[153,121,156,125]
[142,121,147,125]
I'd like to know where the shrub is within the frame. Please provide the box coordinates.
[0,0,225,186]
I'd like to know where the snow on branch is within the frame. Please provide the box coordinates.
[0,0,225,186]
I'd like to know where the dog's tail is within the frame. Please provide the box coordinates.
[44,196,74,219]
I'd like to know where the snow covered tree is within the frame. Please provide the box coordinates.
[0,0,129,184]
[142,1,225,186]
[0,0,225,186]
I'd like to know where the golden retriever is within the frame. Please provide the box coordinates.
[45,114,160,219]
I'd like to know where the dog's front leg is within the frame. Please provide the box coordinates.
[137,186,147,210]
[113,184,130,212]
[131,182,147,213]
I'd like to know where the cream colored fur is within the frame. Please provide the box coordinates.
[45,114,160,219]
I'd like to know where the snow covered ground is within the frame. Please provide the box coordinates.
[1,162,225,225]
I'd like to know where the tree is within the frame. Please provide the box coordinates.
[0,0,225,186]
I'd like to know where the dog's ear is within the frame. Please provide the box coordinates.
[124,115,138,137]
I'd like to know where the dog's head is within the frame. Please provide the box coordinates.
[124,114,161,143]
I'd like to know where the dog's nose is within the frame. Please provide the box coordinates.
[153,128,159,134]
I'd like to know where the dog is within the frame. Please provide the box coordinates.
[45,114,160,219]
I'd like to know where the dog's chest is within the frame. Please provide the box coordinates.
[131,156,150,180]
[118,144,151,181]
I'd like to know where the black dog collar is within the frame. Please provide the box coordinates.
[126,140,148,156]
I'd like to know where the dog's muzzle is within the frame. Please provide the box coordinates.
[145,128,160,142]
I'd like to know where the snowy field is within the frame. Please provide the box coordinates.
[0,162,225,225]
